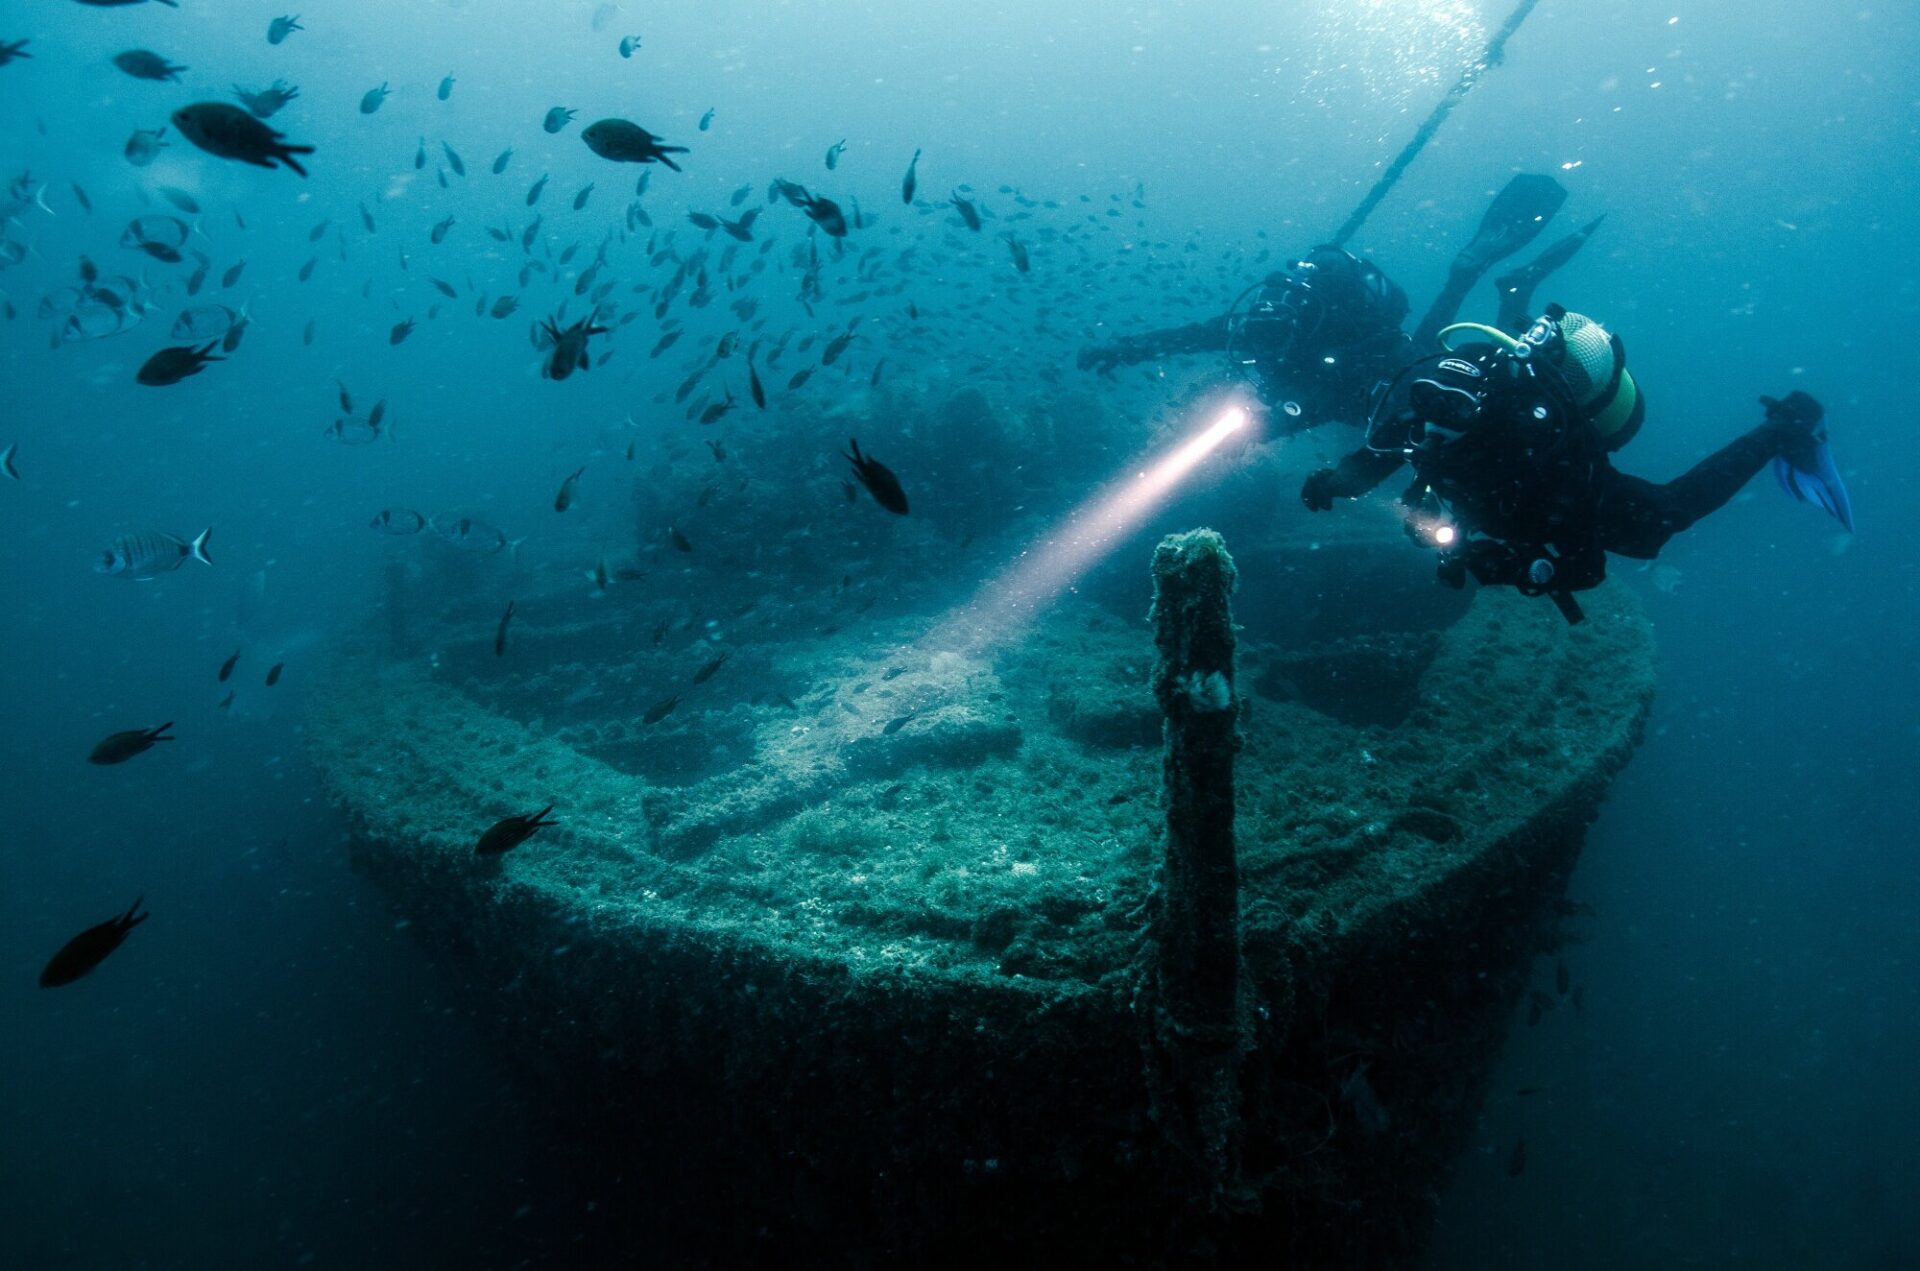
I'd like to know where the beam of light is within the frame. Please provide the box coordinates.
[924,405,1253,657]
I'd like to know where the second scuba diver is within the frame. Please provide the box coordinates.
[1299,306,1854,623]
[1076,174,1603,436]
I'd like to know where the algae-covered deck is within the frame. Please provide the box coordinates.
[310,579,1651,994]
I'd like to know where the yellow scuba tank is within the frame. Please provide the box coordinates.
[1436,308,1642,450]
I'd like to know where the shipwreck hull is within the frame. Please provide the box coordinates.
[311,525,1654,1267]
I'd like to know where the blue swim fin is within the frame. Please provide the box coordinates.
[1773,435,1854,534]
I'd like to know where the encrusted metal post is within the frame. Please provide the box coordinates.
[1140,528,1244,1196]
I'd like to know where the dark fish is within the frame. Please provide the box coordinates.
[221,260,246,288]
[554,466,585,512]
[1,443,17,481]
[572,183,593,211]
[691,652,729,684]
[114,50,188,83]
[39,898,149,988]
[359,202,376,233]
[265,662,284,686]
[821,319,858,365]
[415,138,427,169]
[771,179,845,236]
[642,695,679,725]
[359,83,391,115]
[869,359,886,388]
[221,307,251,353]
[901,148,920,203]
[1507,1138,1527,1178]
[825,139,846,170]
[308,219,329,243]
[490,294,519,319]
[619,35,642,58]
[476,805,556,856]
[787,366,813,391]
[137,342,223,386]
[687,211,718,230]
[431,215,455,245]
[581,118,687,170]
[267,16,303,45]
[303,319,316,345]
[527,174,548,205]
[492,148,512,175]
[537,312,609,381]
[650,329,682,357]
[0,39,31,69]
[218,649,240,682]
[171,103,314,176]
[71,182,92,213]
[747,358,765,408]
[336,380,354,413]
[389,317,415,345]
[698,108,715,131]
[882,711,918,735]
[951,191,982,230]
[844,438,907,514]
[89,722,175,765]
[437,74,455,101]
[728,183,751,206]
[441,142,466,176]
[494,599,515,657]
[218,689,234,710]
[1002,232,1029,273]
[696,389,735,425]
[668,526,692,552]
[298,257,316,281]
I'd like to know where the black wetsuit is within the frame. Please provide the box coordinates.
[1305,348,1816,608]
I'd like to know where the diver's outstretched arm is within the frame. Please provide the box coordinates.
[1077,315,1229,374]
[1596,393,1829,558]
[1302,448,1405,510]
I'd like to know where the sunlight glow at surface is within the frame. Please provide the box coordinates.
[1289,0,1488,108]
[924,407,1251,657]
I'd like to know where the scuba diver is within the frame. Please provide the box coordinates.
[1076,174,1605,436]
[1299,305,1854,623]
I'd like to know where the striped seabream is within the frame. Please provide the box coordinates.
[95,527,213,579]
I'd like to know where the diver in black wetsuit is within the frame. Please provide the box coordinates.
[1299,305,1854,623]
[1075,174,1602,436]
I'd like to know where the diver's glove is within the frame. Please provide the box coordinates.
[1760,390,1824,438]
[1301,469,1337,512]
